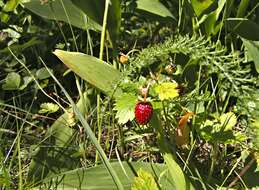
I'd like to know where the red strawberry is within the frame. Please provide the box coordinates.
[135,101,153,125]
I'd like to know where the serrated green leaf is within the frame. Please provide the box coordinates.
[2,72,21,90]
[114,93,138,124]
[220,112,237,131]
[39,103,59,114]
[199,112,245,144]
[200,120,214,141]
[131,168,159,190]
[154,82,179,101]
[120,79,138,94]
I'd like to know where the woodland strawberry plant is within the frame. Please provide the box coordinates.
[0,0,259,190]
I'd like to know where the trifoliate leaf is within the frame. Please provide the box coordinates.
[220,112,237,131]
[114,93,138,124]
[154,82,179,100]
[39,103,59,114]
[131,168,159,190]
[199,113,245,144]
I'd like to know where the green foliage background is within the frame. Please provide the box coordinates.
[0,0,259,189]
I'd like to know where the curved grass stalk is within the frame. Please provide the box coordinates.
[39,58,124,190]
[9,47,124,189]
[59,0,79,52]
[58,0,87,123]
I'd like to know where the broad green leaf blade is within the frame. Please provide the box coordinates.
[220,112,237,131]
[236,0,249,18]
[27,93,88,185]
[225,18,259,41]
[203,0,226,35]
[71,0,121,43]
[22,0,101,31]
[164,154,195,190]
[242,39,259,73]
[136,0,175,20]
[53,50,122,96]
[32,162,171,190]
[131,168,159,190]
[191,0,214,16]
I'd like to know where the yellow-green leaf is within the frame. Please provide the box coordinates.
[39,102,59,114]
[155,82,179,101]
[191,0,214,16]
[131,168,159,190]
[220,112,237,131]
[114,93,137,124]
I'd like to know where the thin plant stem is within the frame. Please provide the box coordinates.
[227,158,255,189]
[183,139,196,172]
[59,0,87,119]
[99,0,110,60]
[219,154,243,188]
[192,64,202,145]
[49,2,69,50]
[222,85,232,114]
[59,0,79,52]
[208,143,218,182]
[96,0,110,164]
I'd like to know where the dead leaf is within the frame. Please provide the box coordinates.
[175,112,194,147]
